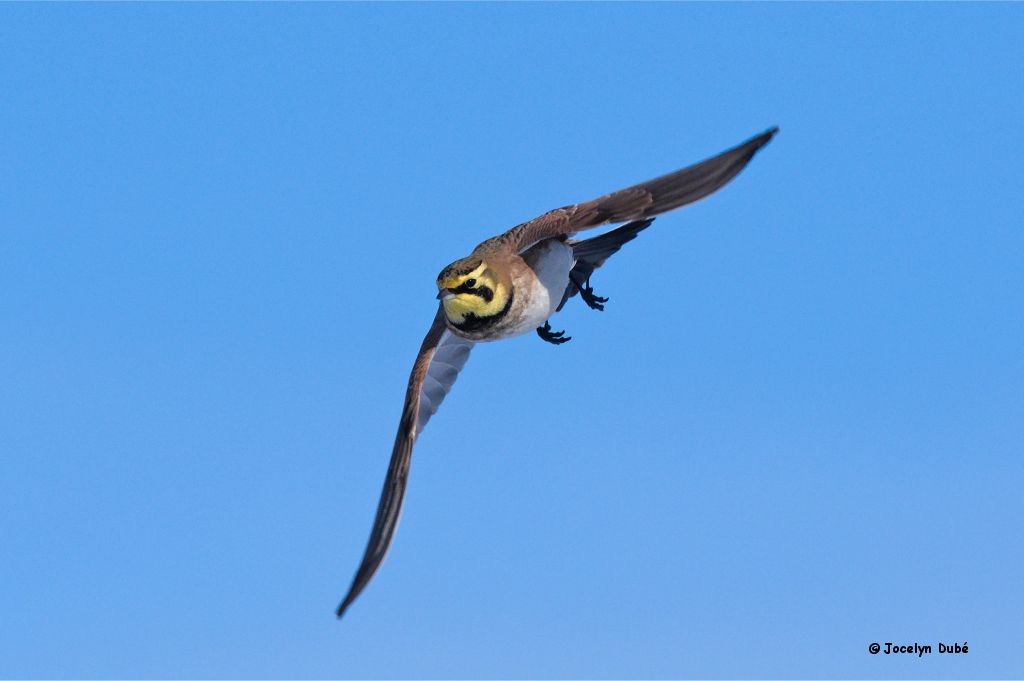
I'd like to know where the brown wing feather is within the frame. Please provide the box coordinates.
[336,310,474,618]
[497,127,777,254]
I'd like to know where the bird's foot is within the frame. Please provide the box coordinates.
[536,321,571,345]
[572,275,609,311]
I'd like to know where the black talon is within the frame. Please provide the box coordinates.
[536,321,571,345]
[571,275,609,311]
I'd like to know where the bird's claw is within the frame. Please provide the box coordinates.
[573,275,609,311]
[536,321,571,345]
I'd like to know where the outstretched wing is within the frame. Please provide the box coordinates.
[336,310,474,618]
[498,127,777,254]
[556,218,655,312]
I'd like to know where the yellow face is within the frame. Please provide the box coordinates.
[436,260,509,327]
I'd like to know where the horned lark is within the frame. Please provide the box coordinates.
[337,128,778,618]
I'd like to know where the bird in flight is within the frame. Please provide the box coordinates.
[337,127,778,618]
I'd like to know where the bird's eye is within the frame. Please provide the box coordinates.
[464,278,476,288]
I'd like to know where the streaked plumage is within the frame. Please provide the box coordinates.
[337,127,778,618]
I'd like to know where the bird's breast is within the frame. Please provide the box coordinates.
[444,239,573,342]
[507,239,574,334]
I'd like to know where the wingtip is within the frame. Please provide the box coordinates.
[335,589,358,620]
[739,126,778,157]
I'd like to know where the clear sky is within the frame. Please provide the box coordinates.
[2,3,1022,679]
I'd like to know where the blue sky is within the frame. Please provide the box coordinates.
[2,3,1022,679]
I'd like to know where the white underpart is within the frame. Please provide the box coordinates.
[414,241,571,436]
[509,239,574,337]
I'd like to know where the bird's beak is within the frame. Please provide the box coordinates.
[436,289,455,301]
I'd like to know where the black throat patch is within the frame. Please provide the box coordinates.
[451,288,514,333]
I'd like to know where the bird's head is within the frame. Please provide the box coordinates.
[436,257,512,328]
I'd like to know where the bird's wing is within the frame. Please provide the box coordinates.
[336,310,474,618]
[494,127,777,255]
[556,218,655,312]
